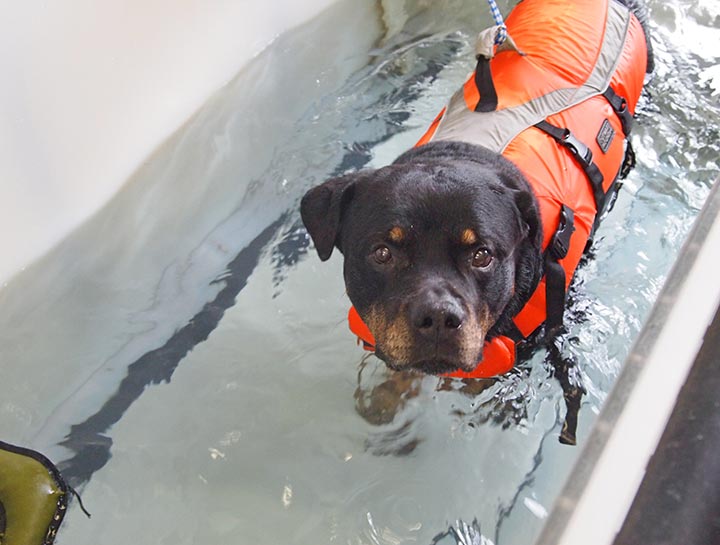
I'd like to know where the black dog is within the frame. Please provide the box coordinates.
[302,142,541,375]
[301,0,652,399]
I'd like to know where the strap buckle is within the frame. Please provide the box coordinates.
[549,205,575,260]
[535,119,605,212]
[560,130,593,168]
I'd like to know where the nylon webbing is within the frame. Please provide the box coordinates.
[535,120,606,213]
[474,57,498,112]
[602,87,633,136]
[545,204,575,337]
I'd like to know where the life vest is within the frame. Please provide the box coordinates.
[349,0,648,378]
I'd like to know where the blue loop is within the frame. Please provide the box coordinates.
[486,0,507,44]
[495,24,507,45]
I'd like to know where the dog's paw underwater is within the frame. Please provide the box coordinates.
[301,0,653,379]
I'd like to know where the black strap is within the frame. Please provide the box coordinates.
[602,87,633,136]
[533,93,633,336]
[535,120,606,213]
[504,321,525,343]
[620,139,636,180]
[474,56,498,112]
[589,139,635,236]
[545,205,575,337]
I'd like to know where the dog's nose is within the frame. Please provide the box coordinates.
[410,294,465,339]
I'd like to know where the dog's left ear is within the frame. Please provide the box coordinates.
[513,188,542,247]
[300,174,358,261]
[511,186,544,309]
[492,185,544,336]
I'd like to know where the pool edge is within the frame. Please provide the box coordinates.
[534,176,720,545]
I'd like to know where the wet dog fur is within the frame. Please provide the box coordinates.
[302,142,542,375]
[300,0,653,445]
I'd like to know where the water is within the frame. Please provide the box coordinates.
[1,0,718,543]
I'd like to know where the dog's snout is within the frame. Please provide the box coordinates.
[411,292,465,338]
[415,307,463,331]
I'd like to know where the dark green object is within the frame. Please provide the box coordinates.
[0,441,68,545]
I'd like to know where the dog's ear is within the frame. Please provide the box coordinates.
[300,174,358,261]
[512,187,544,308]
[492,159,542,248]
[513,188,542,248]
[490,186,543,337]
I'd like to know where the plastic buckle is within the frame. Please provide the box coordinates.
[560,130,593,168]
[549,205,575,260]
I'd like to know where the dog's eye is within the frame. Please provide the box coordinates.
[471,248,493,269]
[373,245,392,264]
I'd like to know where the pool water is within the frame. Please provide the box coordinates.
[1,0,718,543]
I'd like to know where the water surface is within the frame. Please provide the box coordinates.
[1,0,718,543]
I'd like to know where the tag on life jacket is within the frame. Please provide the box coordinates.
[596,118,616,153]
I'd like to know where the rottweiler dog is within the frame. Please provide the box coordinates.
[301,142,541,375]
[301,0,652,443]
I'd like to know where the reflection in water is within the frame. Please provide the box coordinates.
[0,0,718,544]
[58,219,284,486]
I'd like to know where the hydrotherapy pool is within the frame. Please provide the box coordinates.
[1,0,719,543]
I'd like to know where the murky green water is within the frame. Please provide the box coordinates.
[1,0,718,543]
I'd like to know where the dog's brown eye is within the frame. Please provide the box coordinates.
[373,245,392,264]
[472,248,493,268]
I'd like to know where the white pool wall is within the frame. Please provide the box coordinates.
[0,0,338,285]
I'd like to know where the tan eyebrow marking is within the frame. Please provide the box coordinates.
[460,228,478,246]
[388,226,405,243]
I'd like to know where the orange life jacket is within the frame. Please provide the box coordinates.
[349,0,648,378]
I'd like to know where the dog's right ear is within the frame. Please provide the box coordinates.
[300,174,358,261]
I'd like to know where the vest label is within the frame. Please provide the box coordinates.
[596,119,615,153]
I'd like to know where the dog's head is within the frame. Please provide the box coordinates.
[301,142,543,374]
